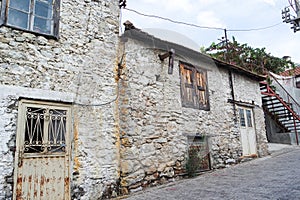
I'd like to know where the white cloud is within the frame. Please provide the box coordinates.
[140,0,195,12]
[261,0,276,6]
[196,11,226,29]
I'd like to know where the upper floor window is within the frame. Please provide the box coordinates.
[296,76,300,89]
[179,62,210,110]
[0,0,60,38]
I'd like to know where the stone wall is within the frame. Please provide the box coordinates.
[0,1,120,199]
[233,73,269,157]
[118,34,268,194]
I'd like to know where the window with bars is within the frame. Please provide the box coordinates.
[0,0,60,38]
[179,62,209,110]
[187,136,211,172]
[19,101,71,154]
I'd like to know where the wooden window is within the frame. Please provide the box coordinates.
[239,108,253,128]
[179,62,209,110]
[0,0,60,38]
[239,108,246,127]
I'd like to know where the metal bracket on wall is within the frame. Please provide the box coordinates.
[158,49,175,74]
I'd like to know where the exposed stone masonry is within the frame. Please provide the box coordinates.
[0,1,269,198]
[118,35,269,194]
[0,0,120,199]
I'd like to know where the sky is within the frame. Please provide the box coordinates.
[121,0,300,64]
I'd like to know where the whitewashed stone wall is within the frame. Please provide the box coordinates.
[118,34,268,194]
[0,1,120,199]
[233,73,269,156]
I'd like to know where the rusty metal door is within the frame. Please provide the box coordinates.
[13,100,71,200]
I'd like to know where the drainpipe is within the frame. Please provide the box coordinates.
[228,70,237,122]
[292,116,299,145]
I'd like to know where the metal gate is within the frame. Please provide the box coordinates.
[13,100,71,200]
[187,135,211,171]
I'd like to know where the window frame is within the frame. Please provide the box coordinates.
[0,0,61,39]
[296,76,300,88]
[179,61,210,110]
[187,135,211,172]
[17,99,72,158]
[238,107,253,128]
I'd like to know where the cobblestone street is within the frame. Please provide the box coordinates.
[124,146,300,200]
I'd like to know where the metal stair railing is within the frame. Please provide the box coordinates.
[260,74,300,145]
[269,73,300,119]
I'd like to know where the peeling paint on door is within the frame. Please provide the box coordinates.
[13,100,71,200]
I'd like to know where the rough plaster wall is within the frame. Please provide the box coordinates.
[0,0,120,199]
[0,94,18,199]
[119,39,252,194]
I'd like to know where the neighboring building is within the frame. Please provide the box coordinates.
[263,68,300,145]
[118,26,269,194]
[279,66,300,92]
[0,1,269,198]
[0,1,121,199]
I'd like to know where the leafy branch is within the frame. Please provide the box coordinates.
[202,37,295,75]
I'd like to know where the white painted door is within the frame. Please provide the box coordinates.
[13,100,71,200]
[238,107,257,156]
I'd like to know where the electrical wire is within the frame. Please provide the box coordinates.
[227,22,283,32]
[73,61,120,107]
[124,8,224,31]
[124,7,283,32]
[289,0,296,12]
[73,87,119,107]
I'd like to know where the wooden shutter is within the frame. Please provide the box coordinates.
[180,63,198,108]
[53,0,61,38]
[0,0,8,26]
[180,63,209,110]
[196,70,209,110]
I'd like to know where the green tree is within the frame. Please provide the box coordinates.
[202,37,295,75]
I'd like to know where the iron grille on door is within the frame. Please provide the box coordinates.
[14,100,71,200]
[24,107,67,154]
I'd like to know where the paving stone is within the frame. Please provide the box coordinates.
[125,147,300,200]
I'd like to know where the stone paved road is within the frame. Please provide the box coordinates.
[124,147,300,200]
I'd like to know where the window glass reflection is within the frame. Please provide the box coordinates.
[9,0,30,12]
[7,9,29,29]
[239,108,246,127]
[33,17,52,34]
[35,0,53,18]
[246,110,253,127]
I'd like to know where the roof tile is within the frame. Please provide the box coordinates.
[280,66,300,77]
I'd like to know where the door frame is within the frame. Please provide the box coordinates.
[13,99,72,199]
[238,106,257,156]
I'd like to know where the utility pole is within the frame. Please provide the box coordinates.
[282,0,300,32]
[224,29,229,63]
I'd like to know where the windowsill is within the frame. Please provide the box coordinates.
[182,104,210,111]
[1,24,59,40]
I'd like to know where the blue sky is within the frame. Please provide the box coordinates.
[121,0,300,64]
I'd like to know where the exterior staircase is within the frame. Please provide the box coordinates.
[260,77,300,145]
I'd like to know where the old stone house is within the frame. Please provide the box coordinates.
[118,26,269,193]
[0,0,121,199]
[0,0,269,199]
